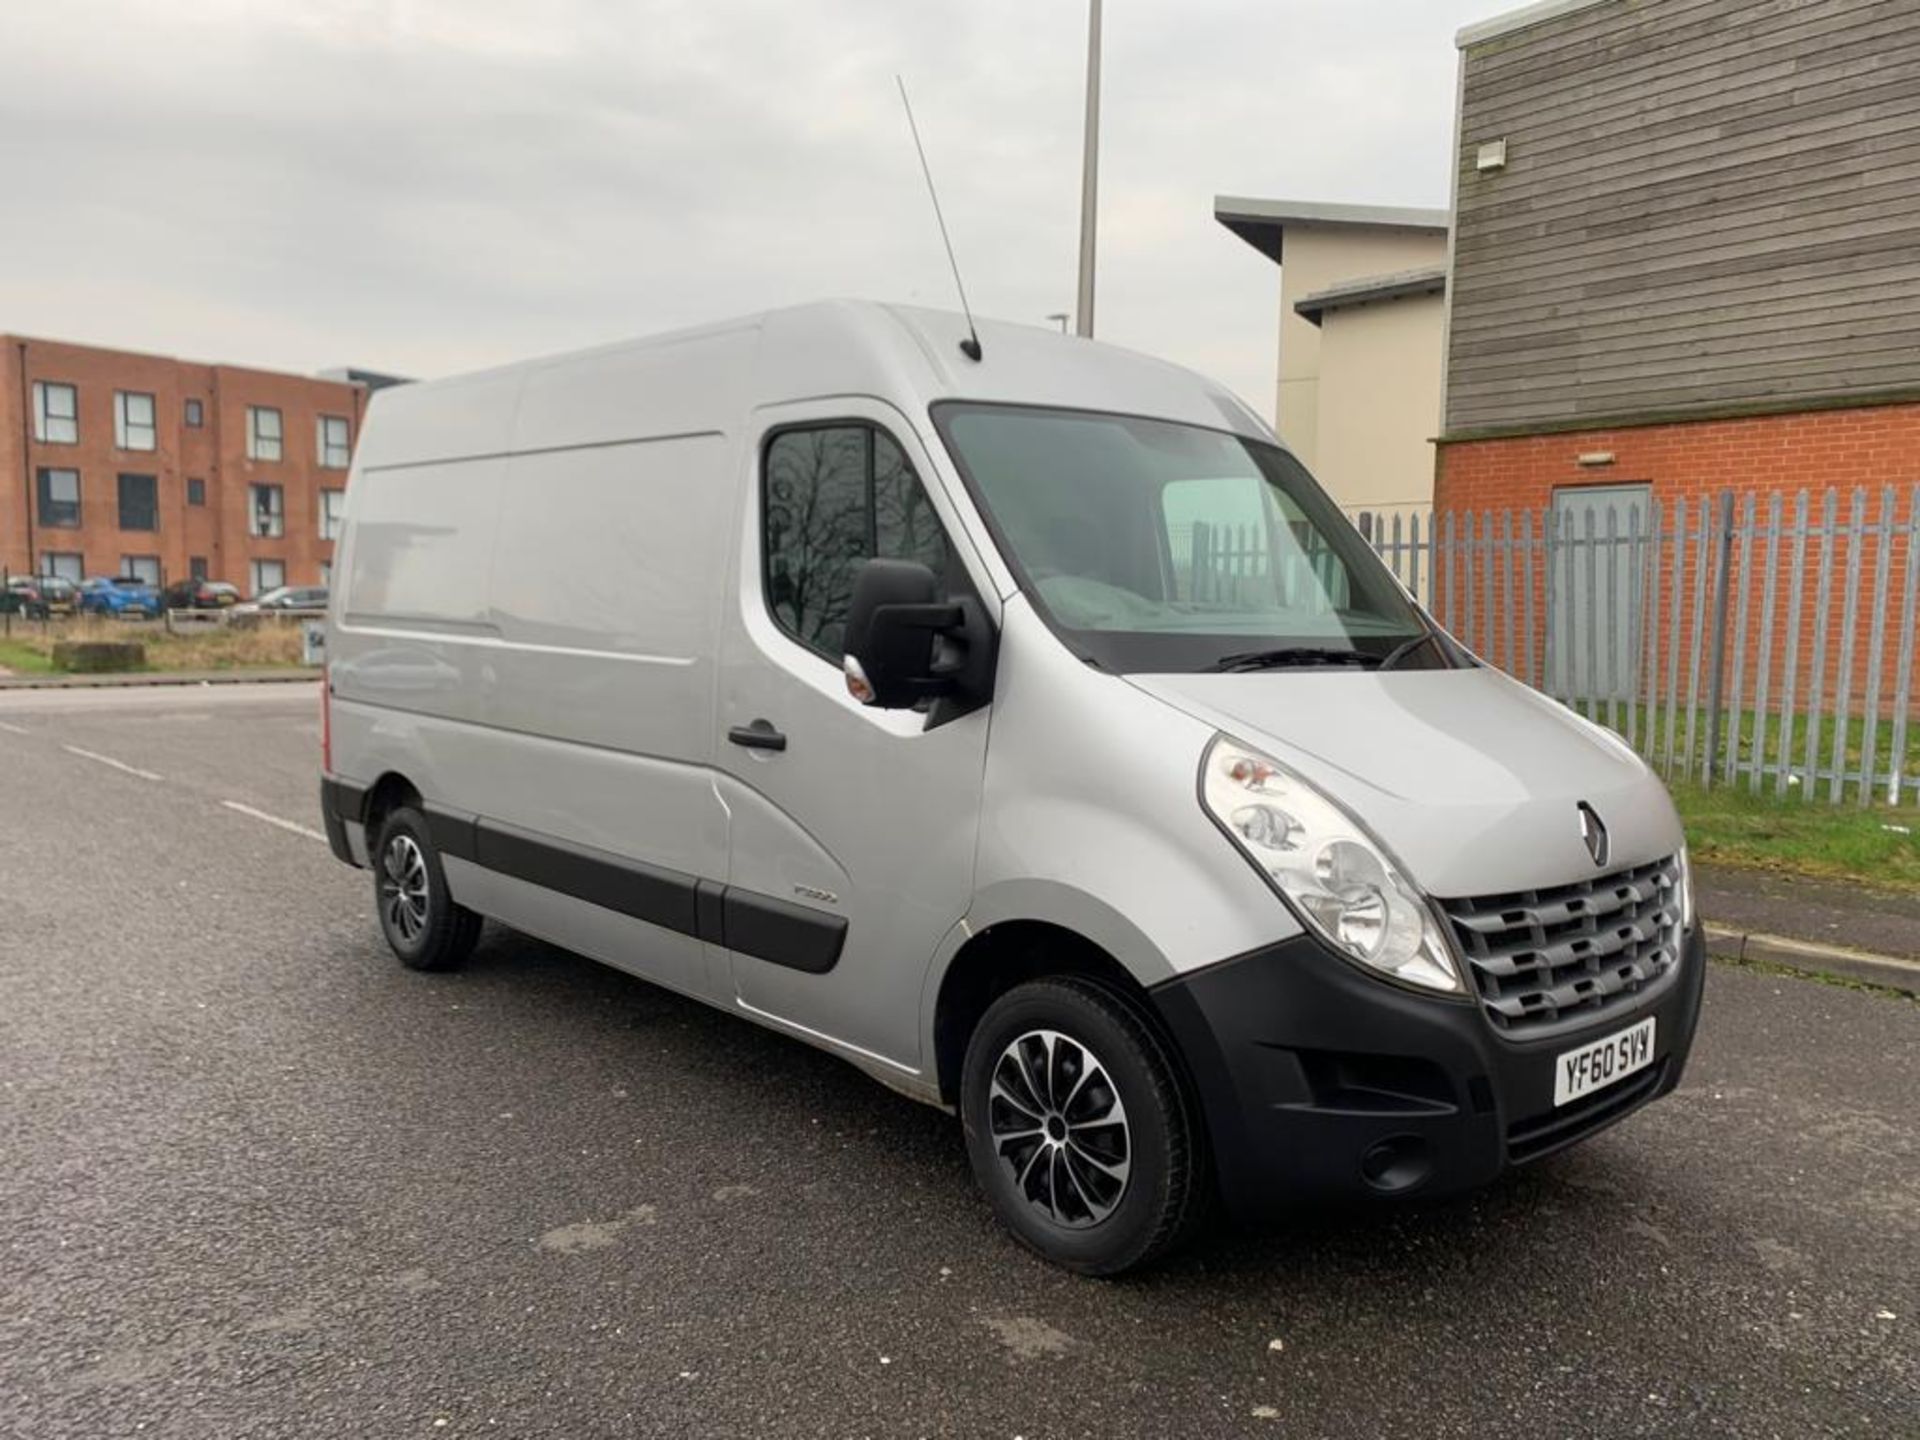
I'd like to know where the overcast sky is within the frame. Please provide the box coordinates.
[0,0,1497,418]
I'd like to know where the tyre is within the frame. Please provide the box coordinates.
[372,805,482,972]
[960,976,1202,1276]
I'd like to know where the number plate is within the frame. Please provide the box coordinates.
[1553,1016,1656,1107]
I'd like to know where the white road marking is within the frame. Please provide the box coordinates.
[221,799,327,843]
[0,721,28,735]
[61,744,162,781]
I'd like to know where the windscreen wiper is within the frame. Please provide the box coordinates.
[1376,631,1443,672]
[1207,646,1381,673]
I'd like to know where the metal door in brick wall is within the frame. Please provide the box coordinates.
[1547,484,1650,703]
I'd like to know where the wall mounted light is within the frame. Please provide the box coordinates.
[1575,451,1617,468]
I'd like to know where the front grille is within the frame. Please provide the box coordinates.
[1440,855,1683,1037]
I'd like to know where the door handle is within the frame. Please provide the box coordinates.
[727,719,787,752]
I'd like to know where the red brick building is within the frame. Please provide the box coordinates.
[0,335,384,594]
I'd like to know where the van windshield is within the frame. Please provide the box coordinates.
[932,403,1447,674]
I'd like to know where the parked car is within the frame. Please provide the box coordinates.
[320,301,1702,1276]
[2,577,50,619]
[77,576,165,620]
[164,578,242,610]
[233,585,328,616]
[34,575,80,616]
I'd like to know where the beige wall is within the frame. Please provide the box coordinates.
[1275,226,1447,469]
[1313,291,1445,520]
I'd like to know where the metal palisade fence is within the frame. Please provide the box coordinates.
[1356,486,1920,805]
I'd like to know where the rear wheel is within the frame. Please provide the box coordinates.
[372,806,481,972]
[960,976,1202,1275]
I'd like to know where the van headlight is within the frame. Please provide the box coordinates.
[1201,736,1462,994]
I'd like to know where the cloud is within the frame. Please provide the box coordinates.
[0,0,1494,415]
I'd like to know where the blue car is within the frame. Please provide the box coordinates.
[77,576,164,619]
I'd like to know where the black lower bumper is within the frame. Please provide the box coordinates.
[1150,926,1707,1216]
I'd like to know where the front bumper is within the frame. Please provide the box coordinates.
[1150,925,1706,1216]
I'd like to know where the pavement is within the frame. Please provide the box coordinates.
[1695,863,1920,997]
[1,683,1915,1438]
[1698,862,1920,963]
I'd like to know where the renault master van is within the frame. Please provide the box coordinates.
[320,301,1703,1274]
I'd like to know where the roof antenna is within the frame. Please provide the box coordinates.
[897,75,983,363]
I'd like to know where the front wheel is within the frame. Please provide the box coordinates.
[372,806,482,972]
[960,976,1203,1276]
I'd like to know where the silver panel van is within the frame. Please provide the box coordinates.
[321,302,1703,1274]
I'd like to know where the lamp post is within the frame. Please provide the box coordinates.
[1075,0,1102,338]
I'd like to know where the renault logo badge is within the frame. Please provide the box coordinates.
[1577,803,1610,868]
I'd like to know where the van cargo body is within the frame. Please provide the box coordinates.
[321,301,1704,1274]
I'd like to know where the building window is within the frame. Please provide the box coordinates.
[249,483,284,537]
[115,391,157,451]
[32,381,78,444]
[247,405,283,462]
[122,554,161,586]
[40,552,83,583]
[185,398,204,428]
[190,556,209,581]
[117,473,159,532]
[761,423,953,662]
[186,477,206,506]
[317,415,351,469]
[319,488,346,540]
[250,558,285,596]
[36,468,81,528]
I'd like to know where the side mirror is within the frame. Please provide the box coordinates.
[842,559,964,709]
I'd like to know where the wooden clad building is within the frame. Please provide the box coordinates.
[1440,0,1920,477]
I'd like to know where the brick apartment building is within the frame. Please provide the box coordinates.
[0,335,385,594]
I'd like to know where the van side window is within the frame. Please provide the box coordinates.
[763,424,952,661]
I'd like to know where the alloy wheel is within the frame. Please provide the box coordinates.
[987,1028,1132,1228]
[379,833,431,944]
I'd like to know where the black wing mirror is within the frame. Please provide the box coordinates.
[842,559,964,709]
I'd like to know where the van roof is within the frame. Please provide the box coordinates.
[353,300,1274,472]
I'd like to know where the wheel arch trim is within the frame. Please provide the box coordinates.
[918,879,1179,1106]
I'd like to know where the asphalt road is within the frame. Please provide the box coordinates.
[1,683,1915,1439]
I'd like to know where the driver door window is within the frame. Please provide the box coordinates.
[762,424,952,661]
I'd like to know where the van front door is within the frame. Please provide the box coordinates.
[714,407,992,1074]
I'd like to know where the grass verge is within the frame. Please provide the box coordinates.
[1669,779,1920,890]
[0,617,309,673]
[0,639,57,673]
